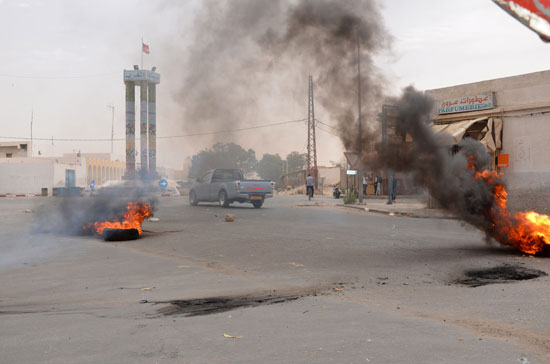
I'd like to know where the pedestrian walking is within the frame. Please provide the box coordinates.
[375,175,382,195]
[392,177,398,202]
[305,173,315,200]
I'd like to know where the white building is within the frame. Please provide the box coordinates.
[0,146,123,195]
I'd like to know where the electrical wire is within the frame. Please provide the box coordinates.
[316,125,339,137]
[0,71,120,80]
[315,118,338,130]
[0,118,307,142]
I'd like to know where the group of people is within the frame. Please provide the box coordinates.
[362,174,383,196]
[307,173,399,202]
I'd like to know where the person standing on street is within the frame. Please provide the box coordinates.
[375,175,382,195]
[306,173,315,200]
[362,174,368,196]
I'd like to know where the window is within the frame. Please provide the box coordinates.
[198,171,213,183]
[6,153,12,158]
[212,169,243,180]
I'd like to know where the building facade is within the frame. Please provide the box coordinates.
[426,70,550,210]
[0,148,124,195]
[0,141,32,158]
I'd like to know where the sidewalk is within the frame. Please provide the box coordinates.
[337,195,457,219]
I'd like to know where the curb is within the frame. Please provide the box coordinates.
[0,194,47,198]
[337,204,457,220]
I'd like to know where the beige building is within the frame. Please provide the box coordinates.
[343,72,550,198]
[80,153,125,186]
[0,141,32,158]
[426,70,550,198]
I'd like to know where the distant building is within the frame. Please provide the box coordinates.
[0,141,32,158]
[0,146,123,195]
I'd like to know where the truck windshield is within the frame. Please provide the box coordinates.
[212,170,243,180]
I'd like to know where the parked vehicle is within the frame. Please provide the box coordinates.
[189,169,274,208]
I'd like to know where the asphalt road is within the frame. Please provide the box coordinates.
[1,195,549,363]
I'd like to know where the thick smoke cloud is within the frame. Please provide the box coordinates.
[175,0,390,151]
[367,86,504,236]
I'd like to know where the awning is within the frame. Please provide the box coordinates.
[431,117,503,152]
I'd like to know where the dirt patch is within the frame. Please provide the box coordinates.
[455,265,546,287]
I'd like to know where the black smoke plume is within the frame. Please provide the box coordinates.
[175,0,390,150]
[365,86,504,235]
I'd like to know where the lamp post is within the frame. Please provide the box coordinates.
[107,104,115,156]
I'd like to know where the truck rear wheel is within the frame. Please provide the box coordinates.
[219,190,230,207]
[189,190,199,206]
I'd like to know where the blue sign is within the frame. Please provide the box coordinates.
[159,178,168,189]
[90,180,95,190]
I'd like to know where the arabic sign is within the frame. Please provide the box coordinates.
[493,0,550,42]
[123,70,160,84]
[437,92,495,114]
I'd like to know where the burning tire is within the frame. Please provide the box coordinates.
[102,228,140,241]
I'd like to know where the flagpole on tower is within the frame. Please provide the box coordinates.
[141,37,144,69]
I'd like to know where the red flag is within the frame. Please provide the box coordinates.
[142,42,150,54]
[493,0,550,42]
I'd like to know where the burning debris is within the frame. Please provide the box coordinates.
[82,201,152,240]
[33,184,157,242]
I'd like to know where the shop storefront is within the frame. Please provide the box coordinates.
[426,70,550,198]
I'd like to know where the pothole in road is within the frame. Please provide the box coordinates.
[155,292,313,317]
[454,265,546,287]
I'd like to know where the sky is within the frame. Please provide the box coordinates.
[1,0,550,171]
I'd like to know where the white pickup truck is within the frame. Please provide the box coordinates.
[189,169,274,208]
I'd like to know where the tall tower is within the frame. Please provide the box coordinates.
[307,76,319,189]
[123,67,160,180]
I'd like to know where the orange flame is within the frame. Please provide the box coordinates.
[84,201,152,235]
[472,166,550,255]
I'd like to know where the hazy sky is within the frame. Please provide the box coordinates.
[1,0,550,170]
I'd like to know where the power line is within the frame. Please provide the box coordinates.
[0,118,307,142]
[315,118,338,130]
[316,125,339,137]
[0,71,120,80]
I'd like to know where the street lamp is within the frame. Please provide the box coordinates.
[107,104,115,156]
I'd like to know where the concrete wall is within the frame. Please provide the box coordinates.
[0,159,54,194]
[426,70,550,201]
[0,158,87,194]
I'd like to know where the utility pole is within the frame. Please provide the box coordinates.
[307,76,319,189]
[357,32,364,204]
[107,104,115,156]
